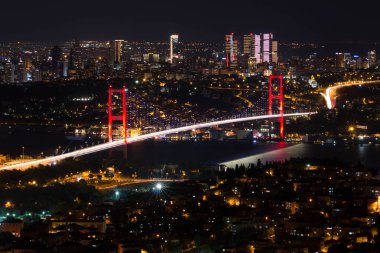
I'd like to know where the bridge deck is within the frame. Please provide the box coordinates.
[0,112,316,171]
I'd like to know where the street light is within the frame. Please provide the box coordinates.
[155,183,163,190]
[22,147,25,161]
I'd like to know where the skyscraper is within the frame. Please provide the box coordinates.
[248,57,257,73]
[262,33,273,63]
[24,51,32,71]
[243,34,255,56]
[368,50,377,67]
[32,69,42,82]
[169,34,179,64]
[63,56,69,77]
[114,40,124,66]
[335,53,344,68]
[254,34,262,63]
[272,40,278,64]
[4,62,15,83]
[225,33,238,68]
[17,62,27,83]
[69,39,83,71]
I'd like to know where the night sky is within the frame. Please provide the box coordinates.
[1,0,379,43]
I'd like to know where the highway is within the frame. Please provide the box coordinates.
[235,91,254,107]
[0,112,316,171]
[321,80,380,109]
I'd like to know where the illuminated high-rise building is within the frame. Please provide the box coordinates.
[255,33,278,64]
[225,33,239,68]
[335,53,345,68]
[368,50,376,67]
[32,69,42,82]
[17,62,27,83]
[351,55,363,69]
[248,57,257,73]
[114,40,124,65]
[69,39,83,71]
[4,62,15,83]
[243,34,255,56]
[169,34,179,64]
[63,56,69,77]
[24,51,33,71]
[254,34,262,63]
[262,33,273,63]
[272,40,278,64]
[107,42,115,67]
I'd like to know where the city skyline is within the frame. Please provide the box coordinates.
[1,0,380,43]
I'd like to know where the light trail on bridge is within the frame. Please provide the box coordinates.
[321,80,380,109]
[0,112,316,171]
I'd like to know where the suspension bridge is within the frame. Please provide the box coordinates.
[0,75,317,171]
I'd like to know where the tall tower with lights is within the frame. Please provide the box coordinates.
[268,75,284,138]
[108,85,127,143]
[225,33,238,68]
[114,40,124,66]
[169,34,179,64]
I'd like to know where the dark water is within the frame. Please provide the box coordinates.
[0,130,379,169]
[221,143,380,169]
[0,130,100,157]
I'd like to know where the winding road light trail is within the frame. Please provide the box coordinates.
[321,80,380,109]
[0,112,316,171]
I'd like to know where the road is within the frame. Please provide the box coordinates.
[235,91,254,107]
[321,80,380,109]
[0,112,316,171]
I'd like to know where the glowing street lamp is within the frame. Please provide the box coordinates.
[153,183,164,192]
[4,201,13,208]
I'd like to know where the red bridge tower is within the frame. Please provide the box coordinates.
[108,85,127,143]
[268,75,284,139]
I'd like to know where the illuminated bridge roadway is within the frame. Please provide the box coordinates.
[0,112,315,171]
[321,80,380,109]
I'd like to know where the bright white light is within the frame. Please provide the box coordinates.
[156,183,163,190]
